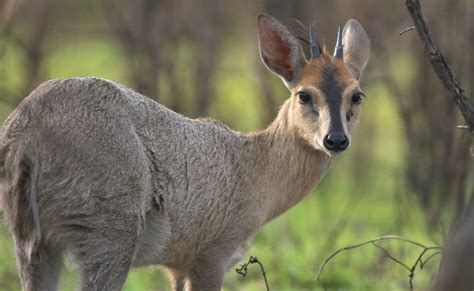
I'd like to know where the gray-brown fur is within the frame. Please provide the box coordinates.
[0,14,370,291]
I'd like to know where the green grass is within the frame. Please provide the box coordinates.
[44,39,129,84]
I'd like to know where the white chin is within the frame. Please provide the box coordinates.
[313,140,330,155]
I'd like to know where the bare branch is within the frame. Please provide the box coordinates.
[408,247,442,289]
[317,235,442,290]
[399,25,415,36]
[457,125,472,130]
[420,251,442,269]
[405,0,474,131]
[236,256,270,291]
[372,242,411,271]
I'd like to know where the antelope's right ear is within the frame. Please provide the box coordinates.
[258,14,305,88]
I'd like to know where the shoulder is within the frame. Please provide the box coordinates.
[193,117,245,144]
[195,117,231,130]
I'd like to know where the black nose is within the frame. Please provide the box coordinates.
[323,132,349,152]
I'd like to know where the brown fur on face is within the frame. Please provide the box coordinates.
[286,53,362,155]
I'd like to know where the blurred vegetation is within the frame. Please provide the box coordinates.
[0,0,473,290]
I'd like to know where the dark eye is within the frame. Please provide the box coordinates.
[298,91,312,104]
[351,92,365,105]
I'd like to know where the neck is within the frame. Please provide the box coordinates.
[245,100,333,224]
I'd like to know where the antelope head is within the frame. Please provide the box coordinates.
[258,14,370,156]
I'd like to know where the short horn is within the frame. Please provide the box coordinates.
[310,22,321,59]
[334,27,343,59]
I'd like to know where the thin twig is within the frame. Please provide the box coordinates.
[372,241,411,271]
[236,256,270,291]
[297,36,310,45]
[399,25,415,35]
[420,251,442,269]
[292,19,308,33]
[409,247,429,288]
[457,125,472,131]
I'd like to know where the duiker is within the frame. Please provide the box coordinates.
[0,14,369,291]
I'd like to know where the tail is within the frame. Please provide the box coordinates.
[1,133,41,261]
[15,155,41,260]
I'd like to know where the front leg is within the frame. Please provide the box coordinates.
[226,239,251,271]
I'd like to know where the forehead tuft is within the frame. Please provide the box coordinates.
[298,56,355,89]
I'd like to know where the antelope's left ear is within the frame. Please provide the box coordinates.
[342,19,370,80]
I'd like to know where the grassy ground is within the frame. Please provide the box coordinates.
[0,38,442,290]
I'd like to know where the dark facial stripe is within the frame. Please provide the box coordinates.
[320,63,344,133]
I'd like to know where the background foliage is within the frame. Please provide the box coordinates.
[0,0,473,290]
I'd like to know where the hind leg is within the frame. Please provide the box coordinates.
[187,256,226,291]
[14,242,63,291]
[165,268,187,291]
[68,215,142,291]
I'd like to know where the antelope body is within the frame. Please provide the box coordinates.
[0,14,370,290]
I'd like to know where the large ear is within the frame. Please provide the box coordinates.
[342,19,370,80]
[258,14,305,88]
